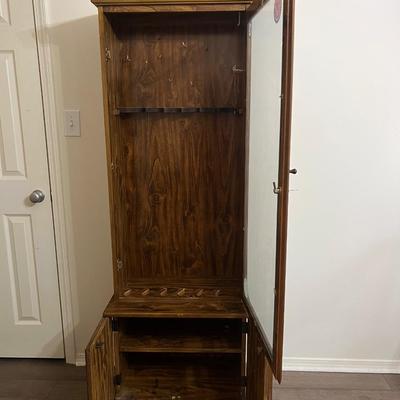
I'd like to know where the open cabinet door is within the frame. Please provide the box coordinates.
[247,319,273,400]
[86,318,115,400]
[244,0,295,383]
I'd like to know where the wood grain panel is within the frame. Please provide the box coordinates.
[103,4,249,12]
[85,319,115,400]
[111,14,246,108]
[119,318,242,353]
[118,353,242,399]
[114,112,245,284]
[93,0,250,7]
[104,296,247,318]
[247,319,273,400]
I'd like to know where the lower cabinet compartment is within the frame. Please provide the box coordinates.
[119,318,243,354]
[116,353,243,400]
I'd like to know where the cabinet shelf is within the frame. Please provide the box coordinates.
[104,297,247,319]
[120,334,241,354]
[115,107,243,115]
[119,318,242,354]
[118,353,242,400]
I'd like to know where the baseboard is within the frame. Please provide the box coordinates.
[75,352,86,367]
[283,357,400,374]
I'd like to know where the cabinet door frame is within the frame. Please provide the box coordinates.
[246,318,273,400]
[86,318,116,400]
[244,0,295,383]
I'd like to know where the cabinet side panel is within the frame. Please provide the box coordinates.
[98,9,124,295]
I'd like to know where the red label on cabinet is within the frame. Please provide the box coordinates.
[274,0,282,23]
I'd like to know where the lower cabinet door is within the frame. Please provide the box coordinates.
[86,318,115,400]
[247,319,273,400]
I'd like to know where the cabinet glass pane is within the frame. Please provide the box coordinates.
[245,0,284,349]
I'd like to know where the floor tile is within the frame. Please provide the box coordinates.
[45,381,87,400]
[0,380,55,398]
[0,360,86,381]
[274,389,400,400]
[278,372,391,390]
[384,374,400,391]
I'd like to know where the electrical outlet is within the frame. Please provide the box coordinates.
[64,110,81,137]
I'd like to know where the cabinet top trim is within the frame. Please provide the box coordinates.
[92,0,251,7]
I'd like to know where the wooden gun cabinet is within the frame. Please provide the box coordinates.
[86,0,294,399]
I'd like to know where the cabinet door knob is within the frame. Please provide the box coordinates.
[289,168,297,174]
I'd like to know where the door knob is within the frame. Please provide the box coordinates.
[29,190,45,204]
[289,168,297,174]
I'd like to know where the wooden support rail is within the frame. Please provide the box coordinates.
[114,107,243,115]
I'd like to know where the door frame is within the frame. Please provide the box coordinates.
[32,0,77,365]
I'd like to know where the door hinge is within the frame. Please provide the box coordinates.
[111,318,119,332]
[241,376,248,387]
[232,65,245,73]
[116,258,123,271]
[242,321,249,334]
[113,374,121,386]
[111,161,119,173]
[105,48,111,62]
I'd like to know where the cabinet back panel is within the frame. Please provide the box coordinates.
[114,113,244,282]
[105,13,246,292]
[109,13,246,108]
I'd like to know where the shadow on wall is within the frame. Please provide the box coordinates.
[41,15,113,360]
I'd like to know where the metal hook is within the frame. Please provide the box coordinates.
[273,182,281,194]
[232,65,245,73]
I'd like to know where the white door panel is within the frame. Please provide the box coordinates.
[0,0,63,357]
[0,0,10,25]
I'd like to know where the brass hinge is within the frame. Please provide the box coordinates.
[113,374,121,386]
[116,258,123,271]
[232,65,245,73]
[111,318,119,332]
[105,48,111,62]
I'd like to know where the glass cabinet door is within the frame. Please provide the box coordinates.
[245,0,294,382]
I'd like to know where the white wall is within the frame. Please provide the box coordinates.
[284,0,400,372]
[44,0,113,363]
[43,0,400,370]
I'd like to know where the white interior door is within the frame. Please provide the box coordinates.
[0,0,64,357]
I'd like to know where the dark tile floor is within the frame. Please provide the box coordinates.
[274,371,400,400]
[0,359,86,400]
[0,359,399,400]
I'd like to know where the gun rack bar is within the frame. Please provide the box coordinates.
[114,107,244,115]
